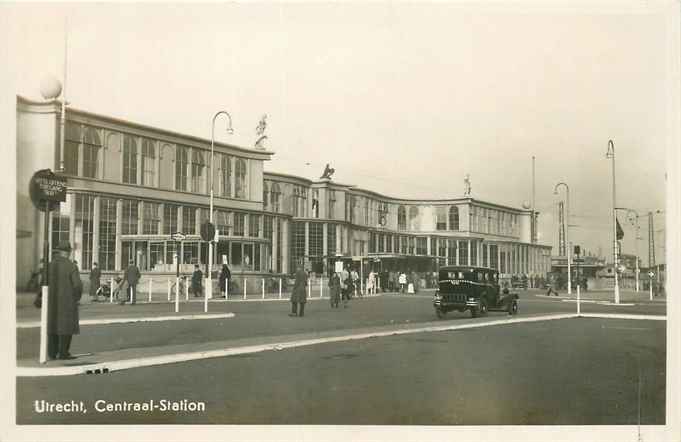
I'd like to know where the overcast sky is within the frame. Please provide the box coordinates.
[7,2,669,264]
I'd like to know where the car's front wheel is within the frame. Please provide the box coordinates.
[509,300,518,315]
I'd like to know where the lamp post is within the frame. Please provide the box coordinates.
[615,207,640,292]
[554,182,571,295]
[208,111,234,299]
[606,139,620,304]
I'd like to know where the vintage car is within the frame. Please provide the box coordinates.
[433,265,519,318]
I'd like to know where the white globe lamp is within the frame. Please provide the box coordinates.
[40,76,62,100]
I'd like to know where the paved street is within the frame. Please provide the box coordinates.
[17,317,665,425]
[15,289,666,425]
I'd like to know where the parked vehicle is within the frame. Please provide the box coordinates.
[433,266,519,318]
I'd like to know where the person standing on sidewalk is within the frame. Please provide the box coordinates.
[289,264,308,317]
[398,271,407,293]
[123,260,141,305]
[219,264,231,298]
[89,262,101,302]
[329,271,341,308]
[351,268,360,298]
[191,264,203,297]
[47,241,83,360]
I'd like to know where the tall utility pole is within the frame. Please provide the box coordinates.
[606,140,620,304]
[558,201,566,256]
[531,156,536,243]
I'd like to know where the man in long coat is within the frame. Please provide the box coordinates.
[123,260,141,304]
[47,241,83,360]
[289,265,308,317]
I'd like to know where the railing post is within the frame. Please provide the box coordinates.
[148,279,152,303]
[39,286,48,364]
[167,279,171,302]
[262,278,265,299]
[279,278,282,299]
[577,284,581,316]
[185,279,189,301]
[110,278,114,304]
[308,278,311,299]
[320,277,323,298]
[226,279,229,300]
[243,278,247,300]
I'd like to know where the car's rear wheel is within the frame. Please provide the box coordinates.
[471,307,479,318]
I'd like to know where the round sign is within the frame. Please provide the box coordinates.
[29,169,67,212]
[648,271,655,277]
[171,232,186,242]
[200,221,216,242]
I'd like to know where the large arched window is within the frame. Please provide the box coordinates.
[234,159,247,199]
[64,122,81,175]
[398,206,407,231]
[270,183,281,212]
[175,145,189,191]
[141,138,155,186]
[191,150,205,193]
[408,206,419,231]
[123,135,138,184]
[82,127,101,178]
[220,154,231,197]
[449,206,460,231]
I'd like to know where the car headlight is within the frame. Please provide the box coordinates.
[468,297,475,302]
[434,293,442,300]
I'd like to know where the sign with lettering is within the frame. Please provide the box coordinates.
[29,169,67,212]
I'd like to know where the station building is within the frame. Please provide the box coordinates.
[16,96,552,289]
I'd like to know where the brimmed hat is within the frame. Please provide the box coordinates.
[54,240,72,252]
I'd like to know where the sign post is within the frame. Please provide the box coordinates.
[171,232,185,312]
[29,169,67,364]
[648,271,654,301]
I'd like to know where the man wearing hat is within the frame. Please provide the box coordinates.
[123,259,141,305]
[48,241,83,360]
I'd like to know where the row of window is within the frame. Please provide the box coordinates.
[63,122,249,199]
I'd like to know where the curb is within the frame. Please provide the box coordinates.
[17,313,236,329]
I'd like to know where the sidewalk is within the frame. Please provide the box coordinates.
[533,288,667,304]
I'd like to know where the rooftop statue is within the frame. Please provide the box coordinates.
[464,174,472,196]
[320,164,335,180]
[255,114,268,149]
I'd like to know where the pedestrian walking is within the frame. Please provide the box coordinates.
[341,266,351,307]
[89,262,101,302]
[122,260,141,305]
[218,264,231,298]
[398,271,407,293]
[329,272,341,308]
[191,264,203,297]
[367,270,376,295]
[47,241,83,360]
[289,265,308,317]
[351,268,360,298]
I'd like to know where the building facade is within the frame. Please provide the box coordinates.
[16,96,552,287]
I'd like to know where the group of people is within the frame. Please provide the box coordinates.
[188,264,232,298]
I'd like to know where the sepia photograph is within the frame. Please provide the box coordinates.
[1,1,679,441]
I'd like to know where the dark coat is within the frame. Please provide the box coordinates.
[329,273,341,303]
[291,269,308,304]
[48,255,83,335]
[89,267,101,296]
[191,269,203,290]
[124,264,141,286]
[219,266,231,292]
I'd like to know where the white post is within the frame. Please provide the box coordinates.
[110,277,114,304]
[320,277,323,298]
[175,277,179,313]
[262,278,265,299]
[185,279,189,301]
[649,278,653,301]
[148,279,152,303]
[204,281,208,313]
[226,279,229,300]
[167,279,171,302]
[577,284,581,316]
[279,278,282,299]
[308,278,311,299]
[39,286,48,364]
[243,278,247,300]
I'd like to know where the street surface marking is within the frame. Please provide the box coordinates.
[561,300,636,306]
[580,313,666,321]
[17,313,235,329]
[601,326,652,331]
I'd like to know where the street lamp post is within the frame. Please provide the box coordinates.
[615,207,640,292]
[208,111,234,299]
[554,182,571,295]
[606,140,620,304]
